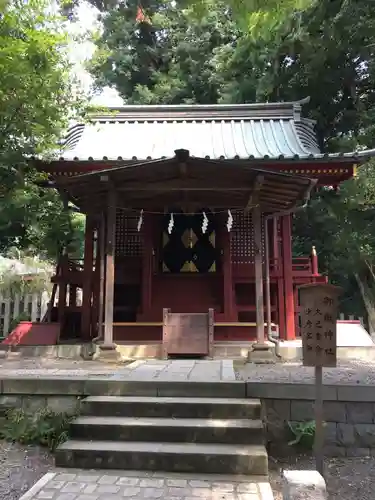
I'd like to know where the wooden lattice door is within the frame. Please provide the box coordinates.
[162,308,214,357]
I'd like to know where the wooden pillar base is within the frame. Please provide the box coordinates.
[247,343,276,364]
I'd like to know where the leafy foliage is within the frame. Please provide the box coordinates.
[80,0,316,35]
[89,0,238,104]
[287,420,317,449]
[0,0,86,259]
[215,0,375,150]
[0,407,78,451]
[180,0,317,37]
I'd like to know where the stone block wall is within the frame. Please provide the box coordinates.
[248,382,375,457]
[266,399,375,457]
[0,394,81,418]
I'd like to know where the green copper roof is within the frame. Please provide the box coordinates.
[57,100,374,162]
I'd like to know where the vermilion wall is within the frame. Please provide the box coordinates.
[2,322,60,346]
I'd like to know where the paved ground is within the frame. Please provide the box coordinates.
[20,469,273,500]
[1,357,375,385]
[0,359,236,382]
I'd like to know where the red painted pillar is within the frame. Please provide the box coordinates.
[141,214,153,316]
[58,254,68,336]
[274,217,286,340]
[294,286,300,336]
[81,215,95,341]
[91,224,101,337]
[222,218,235,321]
[311,245,319,280]
[281,215,295,340]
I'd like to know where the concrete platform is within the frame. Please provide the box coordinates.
[19,468,274,500]
[279,322,375,362]
[0,358,236,381]
[0,341,255,360]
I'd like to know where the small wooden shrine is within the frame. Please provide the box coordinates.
[33,99,371,356]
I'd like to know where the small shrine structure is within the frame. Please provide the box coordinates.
[29,99,373,357]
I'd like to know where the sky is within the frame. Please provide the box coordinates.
[68,1,124,106]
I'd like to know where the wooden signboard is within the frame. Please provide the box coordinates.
[299,283,341,368]
[162,308,214,358]
[298,282,341,478]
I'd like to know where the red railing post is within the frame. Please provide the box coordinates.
[311,246,319,276]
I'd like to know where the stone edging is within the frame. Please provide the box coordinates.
[0,377,373,401]
[18,473,57,500]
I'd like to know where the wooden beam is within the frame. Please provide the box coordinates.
[81,215,95,340]
[110,321,278,327]
[282,214,296,340]
[118,186,253,192]
[245,175,264,212]
[97,213,106,341]
[264,182,301,195]
[103,188,117,347]
[141,214,153,314]
[221,215,235,321]
[57,255,68,335]
[253,204,265,344]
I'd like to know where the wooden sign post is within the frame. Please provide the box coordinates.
[298,283,341,477]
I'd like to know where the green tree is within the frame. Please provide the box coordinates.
[215,0,375,149]
[89,0,238,104]
[78,0,316,34]
[293,163,375,328]
[0,0,86,259]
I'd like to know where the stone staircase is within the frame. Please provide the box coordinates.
[55,396,268,476]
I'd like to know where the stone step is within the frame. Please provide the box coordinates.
[70,416,265,445]
[55,440,268,475]
[81,395,261,419]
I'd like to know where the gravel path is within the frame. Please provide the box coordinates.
[0,441,53,500]
[236,359,375,385]
[269,454,375,500]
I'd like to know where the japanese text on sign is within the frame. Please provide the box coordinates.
[299,285,340,367]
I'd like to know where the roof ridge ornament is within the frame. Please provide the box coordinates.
[293,96,310,121]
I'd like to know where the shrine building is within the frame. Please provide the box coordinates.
[23,99,374,357]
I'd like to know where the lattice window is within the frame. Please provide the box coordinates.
[230,212,265,264]
[115,210,143,257]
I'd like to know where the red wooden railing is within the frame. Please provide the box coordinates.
[232,256,314,278]
[292,257,313,274]
[59,256,316,283]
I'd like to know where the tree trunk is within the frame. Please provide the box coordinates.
[355,273,375,339]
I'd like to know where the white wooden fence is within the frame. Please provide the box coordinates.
[339,313,365,325]
[0,291,50,337]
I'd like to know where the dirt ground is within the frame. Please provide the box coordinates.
[0,441,53,500]
[269,453,375,500]
[1,441,373,500]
